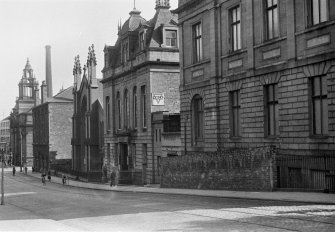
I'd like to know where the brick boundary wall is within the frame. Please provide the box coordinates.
[161,146,277,191]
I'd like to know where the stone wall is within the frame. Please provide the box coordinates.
[161,146,276,191]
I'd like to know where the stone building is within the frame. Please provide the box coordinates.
[0,117,10,154]
[101,0,180,185]
[72,45,104,182]
[171,0,335,191]
[10,59,40,168]
[32,87,73,172]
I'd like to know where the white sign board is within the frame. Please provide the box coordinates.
[152,93,165,106]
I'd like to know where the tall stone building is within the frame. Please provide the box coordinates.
[32,87,73,172]
[172,0,335,191]
[72,45,104,182]
[10,59,40,168]
[101,0,180,185]
[0,117,10,153]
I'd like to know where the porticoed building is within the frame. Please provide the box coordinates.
[101,0,180,185]
[10,59,40,167]
[72,45,104,182]
[170,0,335,192]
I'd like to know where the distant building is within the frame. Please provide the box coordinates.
[0,117,10,153]
[72,45,104,182]
[10,59,40,167]
[172,0,335,191]
[32,87,73,172]
[101,0,180,185]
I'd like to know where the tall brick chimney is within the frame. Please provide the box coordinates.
[45,45,53,97]
[41,81,48,104]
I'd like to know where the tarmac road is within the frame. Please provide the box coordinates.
[1,172,335,232]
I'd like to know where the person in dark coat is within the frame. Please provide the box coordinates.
[41,172,46,185]
[12,166,16,176]
[47,170,51,182]
[110,170,116,187]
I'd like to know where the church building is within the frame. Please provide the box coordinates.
[72,45,104,182]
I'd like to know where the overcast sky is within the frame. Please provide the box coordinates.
[0,0,178,120]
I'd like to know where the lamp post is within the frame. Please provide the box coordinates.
[1,149,4,205]
[20,129,22,172]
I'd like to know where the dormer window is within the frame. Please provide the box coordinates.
[165,29,177,47]
[121,40,129,64]
[139,32,145,50]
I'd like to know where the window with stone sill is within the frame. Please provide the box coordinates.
[139,32,145,51]
[307,0,329,27]
[229,5,242,52]
[191,95,204,145]
[310,75,328,136]
[192,22,203,63]
[230,90,241,137]
[264,0,279,40]
[165,29,177,47]
[116,92,121,130]
[264,84,279,137]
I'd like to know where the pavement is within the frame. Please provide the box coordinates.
[5,167,335,205]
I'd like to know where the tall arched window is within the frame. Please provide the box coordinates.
[116,92,121,130]
[105,96,110,131]
[133,86,137,129]
[191,95,204,145]
[124,89,129,128]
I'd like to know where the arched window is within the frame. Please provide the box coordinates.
[124,89,129,128]
[105,96,110,131]
[116,92,121,130]
[133,86,137,129]
[191,95,204,145]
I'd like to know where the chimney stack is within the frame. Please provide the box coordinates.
[45,45,53,97]
[41,81,48,104]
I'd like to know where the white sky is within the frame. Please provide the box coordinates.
[0,0,178,120]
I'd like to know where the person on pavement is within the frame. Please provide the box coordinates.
[12,166,16,176]
[47,170,51,182]
[41,172,46,185]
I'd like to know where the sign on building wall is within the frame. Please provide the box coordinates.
[152,93,165,106]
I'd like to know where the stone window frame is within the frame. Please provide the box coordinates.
[229,4,242,52]
[116,91,122,130]
[263,0,280,41]
[192,21,203,63]
[229,90,241,138]
[306,0,329,27]
[133,86,138,129]
[309,75,329,136]
[105,96,111,131]
[141,85,147,130]
[264,83,280,138]
[124,88,130,129]
[163,27,178,48]
[191,94,204,146]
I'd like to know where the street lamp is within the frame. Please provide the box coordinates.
[1,149,4,205]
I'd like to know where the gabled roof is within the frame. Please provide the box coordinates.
[47,86,73,103]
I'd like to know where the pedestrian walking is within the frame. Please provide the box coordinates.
[62,174,66,185]
[12,166,16,176]
[47,170,51,182]
[110,170,116,187]
[41,172,46,185]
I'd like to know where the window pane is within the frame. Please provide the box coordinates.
[314,99,321,134]
[313,77,320,96]
[232,8,237,22]
[321,76,327,95]
[268,85,274,102]
[275,104,280,135]
[313,0,320,25]
[237,23,241,50]
[237,6,241,21]
[269,105,275,135]
[233,25,237,51]
[268,10,273,39]
[267,0,272,7]
[273,8,279,37]
[320,0,328,23]
[273,0,277,5]
[322,99,328,134]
